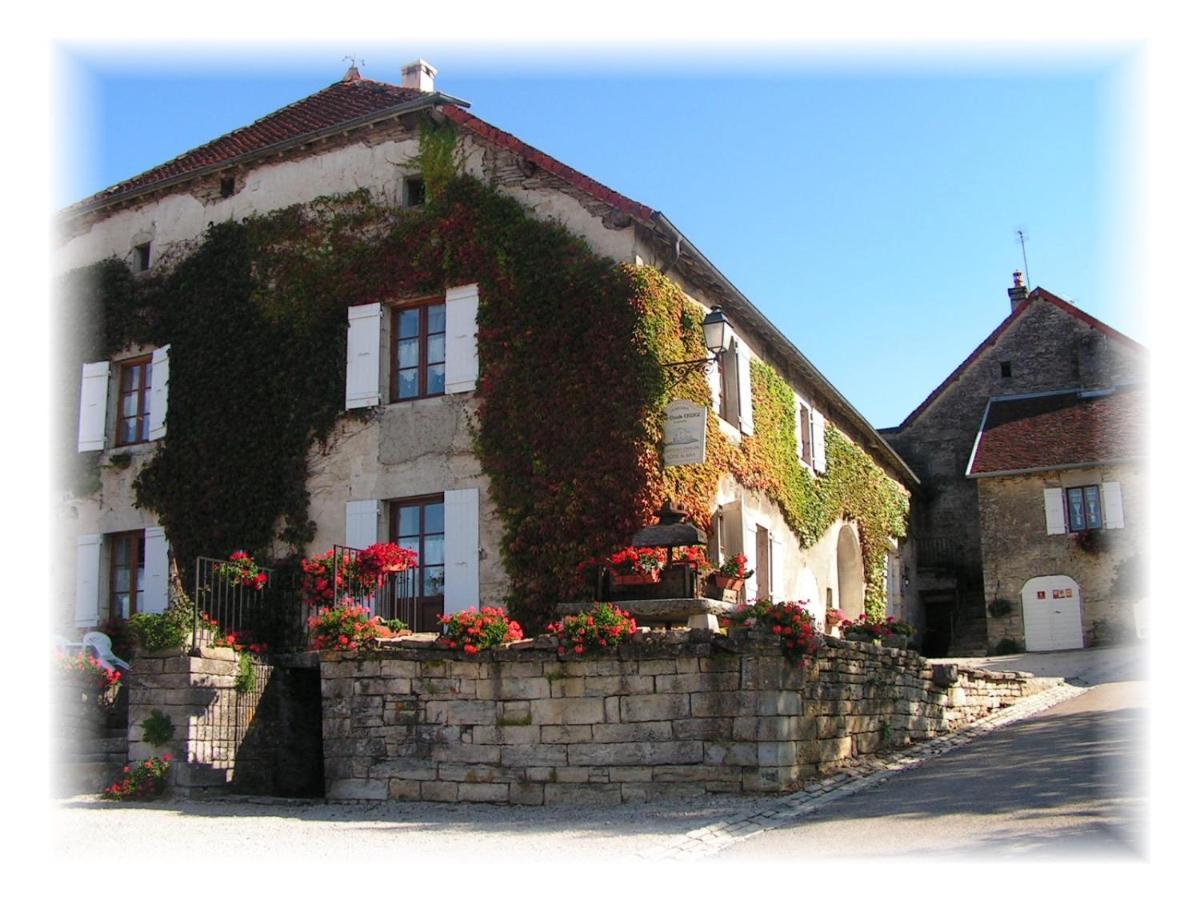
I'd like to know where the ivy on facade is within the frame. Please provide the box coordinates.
[61,148,907,626]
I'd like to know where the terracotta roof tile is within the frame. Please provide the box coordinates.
[967,385,1144,476]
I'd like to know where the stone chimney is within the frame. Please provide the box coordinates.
[402,59,437,92]
[1008,270,1028,313]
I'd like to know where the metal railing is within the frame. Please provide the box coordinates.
[191,557,309,654]
[331,545,420,627]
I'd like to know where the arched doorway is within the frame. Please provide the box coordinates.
[1020,575,1084,651]
[836,523,865,620]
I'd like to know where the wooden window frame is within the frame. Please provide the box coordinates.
[108,530,144,621]
[1064,484,1103,533]
[115,355,153,447]
[389,297,447,403]
[389,493,446,601]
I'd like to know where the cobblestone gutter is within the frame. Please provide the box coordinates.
[320,628,1057,805]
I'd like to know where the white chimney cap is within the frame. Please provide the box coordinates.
[402,59,437,92]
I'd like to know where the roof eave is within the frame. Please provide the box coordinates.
[968,457,1143,479]
[61,91,472,220]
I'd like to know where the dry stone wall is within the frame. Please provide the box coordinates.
[321,630,1047,805]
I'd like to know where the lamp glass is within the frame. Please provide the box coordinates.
[702,308,731,354]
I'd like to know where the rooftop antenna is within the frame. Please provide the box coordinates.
[1016,228,1031,287]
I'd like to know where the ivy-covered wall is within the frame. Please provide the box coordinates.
[61,162,907,627]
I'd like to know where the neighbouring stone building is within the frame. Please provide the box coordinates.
[56,61,919,641]
[881,275,1146,655]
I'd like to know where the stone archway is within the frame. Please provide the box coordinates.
[836,523,865,620]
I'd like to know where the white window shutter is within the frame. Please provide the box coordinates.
[793,394,807,464]
[345,303,382,409]
[736,343,754,435]
[812,410,827,473]
[1044,488,1066,534]
[75,534,102,628]
[345,499,381,549]
[770,535,784,601]
[1102,482,1125,530]
[443,488,480,615]
[707,354,722,414]
[444,284,480,394]
[142,527,170,614]
[77,362,110,452]
[148,345,170,441]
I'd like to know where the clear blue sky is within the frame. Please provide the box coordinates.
[57,46,1140,429]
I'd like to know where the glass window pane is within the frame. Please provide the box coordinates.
[424,565,445,596]
[397,338,420,369]
[396,507,420,537]
[115,592,131,619]
[142,366,152,391]
[424,534,444,567]
[398,309,421,338]
[427,363,445,395]
[396,368,418,399]
[428,305,446,334]
[424,502,444,534]
[1067,489,1084,531]
[122,393,140,417]
[113,539,129,566]
[427,333,445,365]
[138,415,150,442]
[1084,486,1102,528]
[114,568,130,593]
[125,365,141,391]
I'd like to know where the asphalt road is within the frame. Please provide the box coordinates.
[720,647,1147,860]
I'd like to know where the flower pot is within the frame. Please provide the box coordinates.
[843,632,880,646]
[711,574,745,592]
[612,572,661,587]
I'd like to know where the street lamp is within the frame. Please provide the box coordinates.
[661,306,732,385]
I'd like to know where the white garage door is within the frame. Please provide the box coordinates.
[1021,575,1084,651]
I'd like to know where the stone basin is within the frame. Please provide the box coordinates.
[554,596,737,631]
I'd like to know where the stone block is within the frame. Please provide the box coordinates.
[424,700,497,725]
[656,672,741,694]
[501,745,568,767]
[472,724,540,745]
[582,675,655,697]
[741,767,789,793]
[605,766,654,783]
[817,736,853,763]
[420,781,460,802]
[698,655,739,673]
[369,758,438,780]
[591,721,673,743]
[497,677,551,701]
[618,693,689,722]
[539,724,594,743]
[327,778,388,800]
[703,741,758,767]
[636,659,679,676]
[510,782,545,805]
[549,677,585,699]
[758,741,800,767]
[388,779,423,801]
[458,782,510,803]
[673,717,732,741]
[755,690,804,716]
[433,743,502,765]
[651,765,742,785]
[529,698,605,725]
[380,660,420,678]
[568,741,703,767]
[436,764,498,783]
[543,783,623,806]
[740,657,784,691]
[690,691,753,718]
[497,701,531,725]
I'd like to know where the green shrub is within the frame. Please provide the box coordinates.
[126,612,189,652]
[234,653,255,694]
[140,709,175,746]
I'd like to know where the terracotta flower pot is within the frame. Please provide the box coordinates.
[612,571,661,587]
[711,574,745,592]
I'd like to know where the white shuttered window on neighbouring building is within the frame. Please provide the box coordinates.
[1044,488,1066,534]
[1102,482,1125,529]
[148,345,170,441]
[142,527,170,614]
[345,303,382,409]
[75,534,102,627]
[444,284,480,394]
[77,362,110,452]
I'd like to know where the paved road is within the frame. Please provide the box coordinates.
[721,647,1147,860]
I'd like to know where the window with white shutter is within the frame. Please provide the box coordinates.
[443,488,480,615]
[736,341,754,435]
[142,527,170,614]
[77,362,110,452]
[1044,488,1066,535]
[794,395,812,466]
[345,303,382,409]
[148,345,170,441]
[444,284,479,394]
[1102,482,1125,529]
[812,410,827,473]
[345,499,381,549]
[74,534,102,627]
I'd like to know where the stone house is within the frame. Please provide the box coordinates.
[881,275,1146,655]
[56,61,918,638]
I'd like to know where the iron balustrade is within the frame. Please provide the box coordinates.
[330,545,420,628]
[191,557,307,654]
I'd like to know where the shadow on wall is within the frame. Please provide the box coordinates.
[232,666,324,798]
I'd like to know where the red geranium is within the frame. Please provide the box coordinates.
[437,607,523,655]
[546,603,637,657]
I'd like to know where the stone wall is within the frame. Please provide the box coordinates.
[320,630,1048,805]
[127,647,324,797]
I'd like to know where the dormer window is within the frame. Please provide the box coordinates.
[220,175,235,198]
[134,242,151,272]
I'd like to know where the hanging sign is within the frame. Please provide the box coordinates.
[663,399,707,467]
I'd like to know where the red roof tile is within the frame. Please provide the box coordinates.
[967,385,1144,476]
[74,76,427,209]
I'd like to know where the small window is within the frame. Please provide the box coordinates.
[109,531,145,620]
[999,361,1012,378]
[134,242,151,272]
[390,300,446,401]
[220,175,235,198]
[1065,485,1103,532]
[403,175,426,208]
[798,403,813,466]
[116,356,152,446]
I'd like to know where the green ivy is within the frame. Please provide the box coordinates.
[60,155,907,627]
